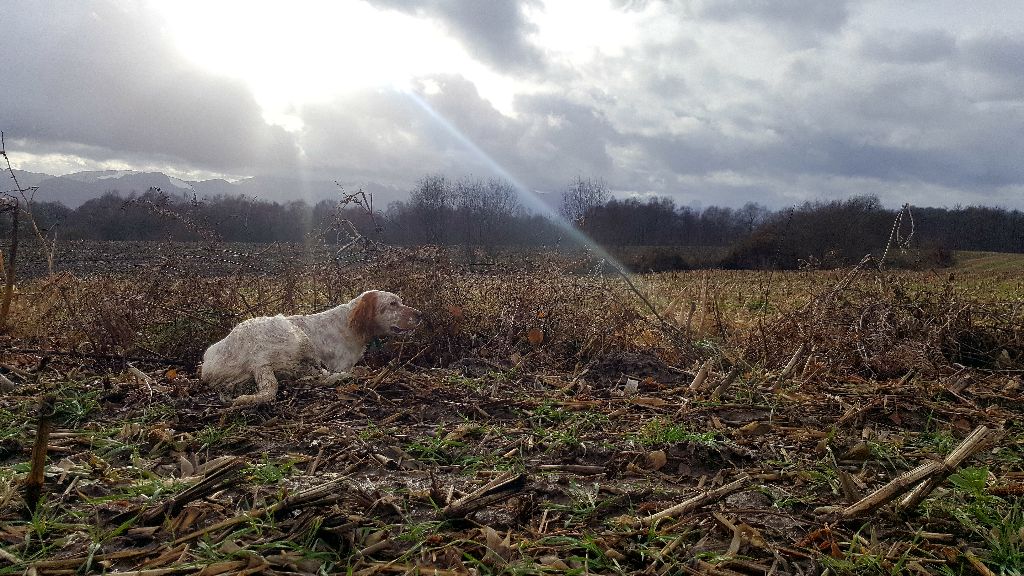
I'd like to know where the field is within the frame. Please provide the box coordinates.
[1,243,1023,575]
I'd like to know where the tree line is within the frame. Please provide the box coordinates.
[2,175,1022,269]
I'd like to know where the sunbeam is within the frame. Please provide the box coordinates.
[402,90,632,275]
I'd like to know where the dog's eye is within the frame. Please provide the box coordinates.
[390,301,398,307]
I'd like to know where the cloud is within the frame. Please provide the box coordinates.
[3,1,1024,211]
[859,29,957,63]
[368,0,545,73]
[0,1,299,175]
[693,0,851,44]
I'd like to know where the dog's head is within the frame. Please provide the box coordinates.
[349,290,423,340]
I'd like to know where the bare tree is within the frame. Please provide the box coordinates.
[560,175,609,227]
[1,132,58,275]
[0,195,16,331]
[454,177,521,246]
[409,174,454,244]
[1,134,25,330]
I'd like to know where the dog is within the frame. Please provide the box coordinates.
[200,290,422,408]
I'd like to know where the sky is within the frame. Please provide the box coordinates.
[2,0,1024,210]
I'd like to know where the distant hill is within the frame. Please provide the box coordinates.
[10,169,407,209]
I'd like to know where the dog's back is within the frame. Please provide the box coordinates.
[200,315,314,388]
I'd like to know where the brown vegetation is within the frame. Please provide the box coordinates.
[1,243,1023,574]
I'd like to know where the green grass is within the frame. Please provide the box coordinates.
[405,426,478,467]
[246,457,297,484]
[196,422,241,450]
[634,418,719,447]
[954,251,1024,275]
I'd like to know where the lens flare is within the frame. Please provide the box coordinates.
[402,90,631,275]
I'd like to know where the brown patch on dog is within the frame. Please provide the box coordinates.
[348,291,380,341]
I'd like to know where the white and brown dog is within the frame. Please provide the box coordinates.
[200,290,422,408]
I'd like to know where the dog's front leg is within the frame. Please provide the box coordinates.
[230,365,279,409]
[319,369,353,386]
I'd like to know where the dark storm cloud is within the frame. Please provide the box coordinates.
[367,0,545,73]
[0,1,299,173]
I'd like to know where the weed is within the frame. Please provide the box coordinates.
[406,427,473,466]
[53,385,101,427]
[634,418,719,447]
[246,457,296,484]
[533,409,609,448]
[928,467,1024,574]
[919,430,956,454]
[868,440,908,470]
[0,407,26,441]
[196,422,241,450]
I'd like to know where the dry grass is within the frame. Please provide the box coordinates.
[1,243,1023,575]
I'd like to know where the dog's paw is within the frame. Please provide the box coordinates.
[321,371,353,386]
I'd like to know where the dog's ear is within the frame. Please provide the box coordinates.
[348,291,379,339]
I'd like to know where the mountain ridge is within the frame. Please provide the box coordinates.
[8,169,407,209]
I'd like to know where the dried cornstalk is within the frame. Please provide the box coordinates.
[899,425,996,510]
[172,475,357,545]
[439,471,527,519]
[778,343,807,380]
[24,395,54,513]
[139,457,246,524]
[711,366,742,400]
[537,464,605,474]
[0,197,17,331]
[841,425,992,518]
[640,475,753,527]
[689,357,713,391]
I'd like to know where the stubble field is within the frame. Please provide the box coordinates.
[1,243,1023,575]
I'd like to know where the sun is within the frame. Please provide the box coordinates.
[154,1,489,129]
